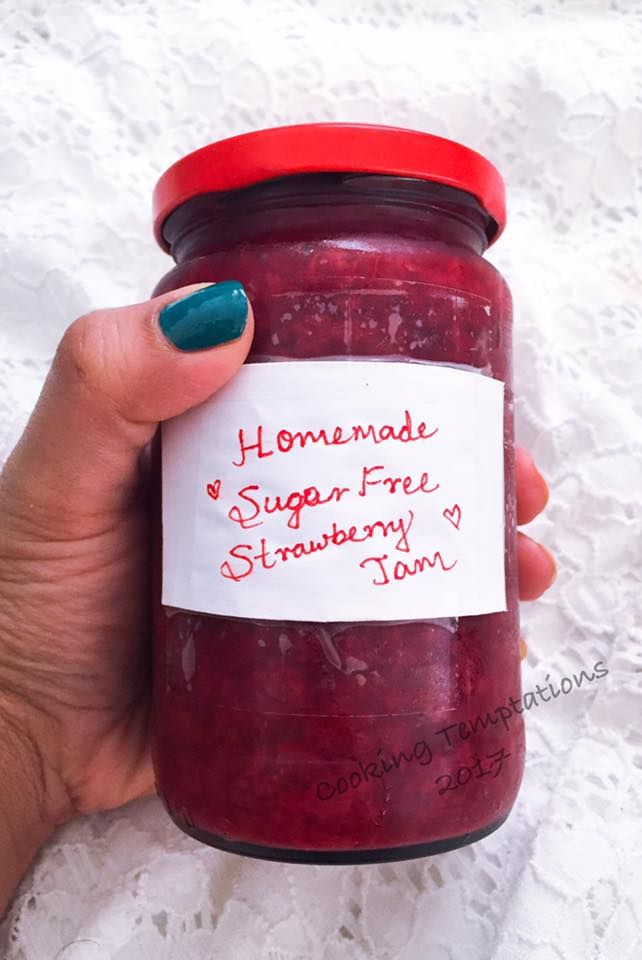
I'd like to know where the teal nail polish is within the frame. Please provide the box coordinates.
[159,281,248,351]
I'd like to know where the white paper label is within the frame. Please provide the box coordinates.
[162,360,506,621]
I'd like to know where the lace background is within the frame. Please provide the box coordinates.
[1,0,641,957]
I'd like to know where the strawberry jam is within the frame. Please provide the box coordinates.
[150,125,524,863]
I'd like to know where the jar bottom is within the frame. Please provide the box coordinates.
[168,813,510,865]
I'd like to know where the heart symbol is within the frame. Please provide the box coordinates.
[206,480,222,501]
[443,504,461,530]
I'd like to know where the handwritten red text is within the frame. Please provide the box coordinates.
[233,409,438,468]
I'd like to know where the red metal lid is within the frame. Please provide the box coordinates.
[153,123,506,251]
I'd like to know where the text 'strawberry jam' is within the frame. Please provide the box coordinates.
[151,124,524,864]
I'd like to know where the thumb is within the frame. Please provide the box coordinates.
[1,281,253,529]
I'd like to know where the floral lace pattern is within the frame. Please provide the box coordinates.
[1,1,641,957]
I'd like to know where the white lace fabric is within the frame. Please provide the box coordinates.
[1,1,641,957]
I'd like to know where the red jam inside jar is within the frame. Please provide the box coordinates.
[151,124,524,863]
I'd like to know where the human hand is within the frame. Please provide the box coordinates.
[0,281,554,910]
[0,281,253,913]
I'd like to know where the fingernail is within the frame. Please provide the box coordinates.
[159,281,248,351]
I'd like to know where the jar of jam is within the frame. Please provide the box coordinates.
[151,123,523,864]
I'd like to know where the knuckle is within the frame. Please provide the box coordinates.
[57,311,109,389]
[55,309,144,425]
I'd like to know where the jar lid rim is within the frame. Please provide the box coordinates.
[152,123,506,252]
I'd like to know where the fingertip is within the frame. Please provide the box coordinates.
[119,280,255,424]
[517,531,557,601]
[516,446,550,525]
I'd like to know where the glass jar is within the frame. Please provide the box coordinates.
[151,124,524,864]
